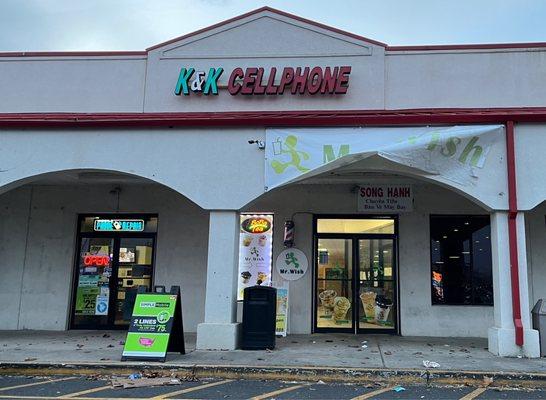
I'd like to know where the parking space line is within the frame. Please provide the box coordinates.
[249,384,306,400]
[150,379,234,399]
[58,384,112,398]
[350,385,397,400]
[0,377,76,392]
[459,387,488,400]
[0,396,145,400]
[0,395,144,400]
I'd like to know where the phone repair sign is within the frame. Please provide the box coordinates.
[357,185,413,213]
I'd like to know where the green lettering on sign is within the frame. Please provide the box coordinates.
[174,68,195,95]
[459,136,484,167]
[203,67,224,95]
[323,144,350,163]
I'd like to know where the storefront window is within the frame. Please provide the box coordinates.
[430,215,493,305]
[317,218,394,234]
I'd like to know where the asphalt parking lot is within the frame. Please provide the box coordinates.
[0,375,544,400]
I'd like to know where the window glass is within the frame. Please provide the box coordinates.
[430,215,493,305]
[316,238,353,329]
[317,219,395,234]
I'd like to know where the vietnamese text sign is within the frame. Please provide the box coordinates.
[237,214,274,301]
[357,185,413,213]
[122,293,177,361]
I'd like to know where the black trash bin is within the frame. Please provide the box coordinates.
[242,285,277,350]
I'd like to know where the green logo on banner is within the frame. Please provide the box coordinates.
[270,135,310,174]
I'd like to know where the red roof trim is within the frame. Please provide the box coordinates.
[387,42,546,51]
[2,108,546,128]
[0,51,147,58]
[146,6,387,51]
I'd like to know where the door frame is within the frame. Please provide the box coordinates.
[69,213,158,330]
[312,214,400,335]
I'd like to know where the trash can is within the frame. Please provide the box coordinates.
[241,285,277,350]
[531,299,546,357]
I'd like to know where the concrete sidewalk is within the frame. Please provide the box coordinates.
[1,330,544,374]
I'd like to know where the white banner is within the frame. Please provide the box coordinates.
[265,126,504,193]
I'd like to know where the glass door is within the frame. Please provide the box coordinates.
[315,238,353,332]
[357,239,396,332]
[73,237,115,328]
[314,217,398,334]
[115,238,154,325]
[71,214,158,329]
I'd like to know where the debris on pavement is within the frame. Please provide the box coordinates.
[317,380,326,384]
[112,376,181,389]
[423,360,440,368]
[23,357,37,361]
[483,376,494,387]
[128,373,142,380]
[392,386,406,392]
[361,345,368,348]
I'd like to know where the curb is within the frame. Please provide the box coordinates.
[1,362,546,388]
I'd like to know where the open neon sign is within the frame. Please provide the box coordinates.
[83,255,110,266]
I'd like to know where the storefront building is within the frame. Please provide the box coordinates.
[1,7,546,357]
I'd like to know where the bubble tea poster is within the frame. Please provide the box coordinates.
[237,214,274,300]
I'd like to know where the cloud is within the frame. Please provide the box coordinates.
[1,0,546,51]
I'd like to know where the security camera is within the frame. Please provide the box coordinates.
[248,139,266,150]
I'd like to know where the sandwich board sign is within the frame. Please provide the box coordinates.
[121,285,185,362]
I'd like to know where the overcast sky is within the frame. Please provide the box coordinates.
[1,0,546,51]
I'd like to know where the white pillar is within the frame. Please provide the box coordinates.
[488,211,540,357]
[196,210,241,350]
